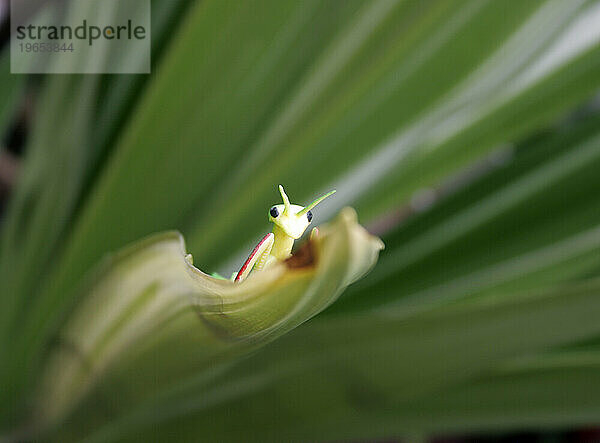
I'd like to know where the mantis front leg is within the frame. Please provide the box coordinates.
[234,233,274,282]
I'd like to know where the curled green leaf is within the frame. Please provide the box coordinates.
[33,207,383,432]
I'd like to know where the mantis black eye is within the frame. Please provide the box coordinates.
[307,210,313,222]
[270,206,279,218]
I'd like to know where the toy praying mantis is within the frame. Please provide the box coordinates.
[232,185,336,282]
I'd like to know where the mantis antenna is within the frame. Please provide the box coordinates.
[279,185,292,215]
[297,190,336,215]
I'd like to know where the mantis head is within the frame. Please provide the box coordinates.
[268,185,336,239]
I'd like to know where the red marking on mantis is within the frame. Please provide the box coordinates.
[234,233,272,282]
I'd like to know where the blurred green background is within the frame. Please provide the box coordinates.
[2,0,600,441]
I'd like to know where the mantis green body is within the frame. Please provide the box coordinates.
[234,185,335,282]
